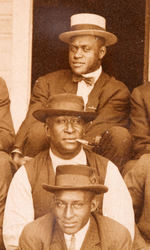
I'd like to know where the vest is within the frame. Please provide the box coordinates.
[25,148,108,219]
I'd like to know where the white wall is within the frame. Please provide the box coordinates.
[0,0,33,132]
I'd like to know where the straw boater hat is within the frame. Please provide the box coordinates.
[33,93,97,123]
[42,164,108,194]
[59,13,117,46]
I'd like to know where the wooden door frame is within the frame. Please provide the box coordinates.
[144,0,150,83]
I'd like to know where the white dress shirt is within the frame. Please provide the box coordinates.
[3,148,134,250]
[64,219,90,250]
[77,66,102,105]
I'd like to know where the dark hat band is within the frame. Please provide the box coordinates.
[71,24,105,31]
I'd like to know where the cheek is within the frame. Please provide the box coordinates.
[51,127,63,140]
[69,52,73,62]
[55,209,63,219]
[76,126,84,135]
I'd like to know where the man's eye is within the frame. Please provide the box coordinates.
[72,119,81,124]
[83,47,90,52]
[73,203,84,209]
[55,201,65,208]
[70,46,77,52]
[56,119,66,124]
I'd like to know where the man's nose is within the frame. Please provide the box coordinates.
[64,205,74,219]
[64,122,75,133]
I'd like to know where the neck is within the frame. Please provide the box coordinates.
[50,146,82,160]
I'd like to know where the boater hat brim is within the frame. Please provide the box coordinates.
[59,30,117,46]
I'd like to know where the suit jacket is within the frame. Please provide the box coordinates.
[19,212,132,250]
[124,154,150,245]
[14,69,130,153]
[130,83,150,158]
[0,77,14,152]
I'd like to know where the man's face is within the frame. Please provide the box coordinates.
[69,35,105,75]
[54,190,97,234]
[46,115,84,159]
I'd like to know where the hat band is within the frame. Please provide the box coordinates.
[56,174,97,186]
[71,24,105,31]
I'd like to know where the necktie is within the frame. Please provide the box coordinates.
[69,234,76,250]
[72,74,95,86]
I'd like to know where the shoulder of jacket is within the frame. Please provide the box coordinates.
[101,72,129,91]
[132,82,150,96]
[38,69,72,80]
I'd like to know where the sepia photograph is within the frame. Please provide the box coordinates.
[0,0,149,249]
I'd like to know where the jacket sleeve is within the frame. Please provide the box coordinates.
[0,78,15,152]
[84,78,130,140]
[124,158,146,223]
[19,213,55,250]
[130,87,150,158]
[19,225,42,250]
[3,166,34,250]
[14,76,50,152]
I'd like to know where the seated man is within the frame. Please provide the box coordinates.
[130,82,150,159]
[122,82,150,175]
[19,164,132,250]
[124,155,150,249]
[13,13,132,170]
[0,77,15,249]
[3,94,134,249]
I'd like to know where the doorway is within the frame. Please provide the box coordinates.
[32,0,146,92]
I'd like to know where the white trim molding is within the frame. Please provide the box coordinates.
[10,0,33,132]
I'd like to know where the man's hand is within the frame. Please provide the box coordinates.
[12,153,32,168]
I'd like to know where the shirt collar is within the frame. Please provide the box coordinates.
[82,65,102,83]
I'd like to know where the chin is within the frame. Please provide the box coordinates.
[71,67,86,75]
[62,227,79,235]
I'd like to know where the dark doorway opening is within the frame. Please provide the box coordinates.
[32,0,146,92]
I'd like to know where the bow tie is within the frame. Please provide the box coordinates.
[72,74,95,86]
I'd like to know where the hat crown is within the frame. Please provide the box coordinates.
[47,93,84,112]
[55,164,99,187]
[71,13,106,30]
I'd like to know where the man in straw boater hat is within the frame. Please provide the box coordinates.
[18,164,132,250]
[3,93,134,249]
[12,13,132,172]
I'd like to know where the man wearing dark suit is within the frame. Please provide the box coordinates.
[0,77,15,249]
[123,83,150,248]
[13,13,131,171]
[19,164,132,250]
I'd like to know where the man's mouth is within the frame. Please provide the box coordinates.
[72,62,84,67]
[63,138,77,143]
[62,221,77,227]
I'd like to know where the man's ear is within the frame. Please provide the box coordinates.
[44,123,51,138]
[99,46,106,60]
[90,195,99,212]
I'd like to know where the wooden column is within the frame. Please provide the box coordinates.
[144,0,150,83]
[10,0,33,132]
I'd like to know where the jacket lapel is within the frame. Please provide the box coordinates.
[86,72,110,112]
[81,216,101,250]
[61,71,78,94]
[50,222,68,250]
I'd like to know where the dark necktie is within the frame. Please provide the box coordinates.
[72,74,95,86]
